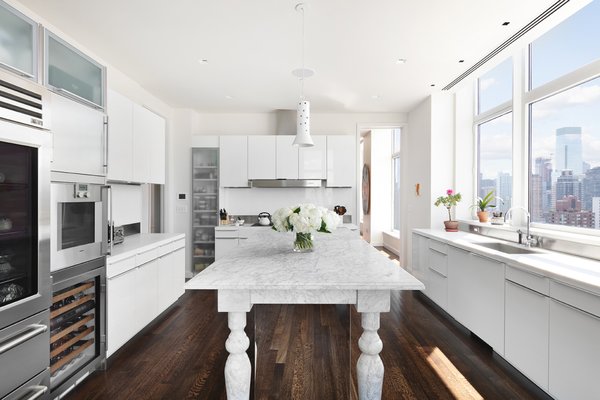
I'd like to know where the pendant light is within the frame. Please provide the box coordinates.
[293,3,314,147]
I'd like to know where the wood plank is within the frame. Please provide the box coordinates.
[52,281,95,303]
[50,294,94,319]
[50,314,94,344]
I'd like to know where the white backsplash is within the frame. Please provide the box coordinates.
[220,187,355,222]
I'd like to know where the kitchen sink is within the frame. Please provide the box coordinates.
[474,242,538,254]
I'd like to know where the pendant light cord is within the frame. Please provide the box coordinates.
[300,3,305,100]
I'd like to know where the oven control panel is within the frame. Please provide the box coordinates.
[74,183,90,198]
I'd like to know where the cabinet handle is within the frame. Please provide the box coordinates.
[20,385,48,400]
[0,61,35,79]
[428,267,447,278]
[53,87,103,110]
[103,115,109,170]
[0,324,47,355]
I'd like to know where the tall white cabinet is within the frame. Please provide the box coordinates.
[247,136,276,179]
[276,136,299,179]
[299,135,326,179]
[326,135,355,187]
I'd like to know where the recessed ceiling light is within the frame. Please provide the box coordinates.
[396,58,407,64]
[225,95,233,100]
[198,59,209,64]
[502,21,510,26]
[459,59,465,63]
[371,95,381,99]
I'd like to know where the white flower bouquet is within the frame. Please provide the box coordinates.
[272,204,341,251]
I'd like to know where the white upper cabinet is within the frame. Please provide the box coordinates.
[107,91,165,184]
[248,135,276,179]
[220,135,249,187]
[299,135,326,179]
[276,136,299,179]
[326,135,355,187]
[107,90,133,181]
[132,104,165,184]
[44,29,106,110]
[50,92,106,177]
[0,2,38,80]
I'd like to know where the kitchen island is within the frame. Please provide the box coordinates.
[186,227,424,400]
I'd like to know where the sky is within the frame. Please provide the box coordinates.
[478,0,600,179]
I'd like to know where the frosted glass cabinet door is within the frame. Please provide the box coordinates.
[44,29,106,109]
[0,2,38,80]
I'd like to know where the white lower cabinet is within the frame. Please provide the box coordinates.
[107,266,138,356]
[426,245,448,310]
[447,247,505,355]
[505,281,549,390]
[549,299,600,400]
[215,238,238,260]
[106,236,185,357]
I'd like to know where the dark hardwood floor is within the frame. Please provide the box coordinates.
[66,249,551,400]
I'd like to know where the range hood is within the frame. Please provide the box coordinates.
[250,179,322,188]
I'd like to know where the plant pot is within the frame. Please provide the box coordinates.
[443,220,459,232]
[477,211,489,223]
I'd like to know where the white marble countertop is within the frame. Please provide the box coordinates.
[108,233,185,263]
[187,228,423,291]
[414,229,600,296]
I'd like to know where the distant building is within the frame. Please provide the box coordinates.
[594,197,600,230]
[479,177,496,199]
[583,167,600,210]
[546,209,594,228]
[532,157,553,222]
[496,172,512,214]
[555,170,582,203]
[555,127,583,175]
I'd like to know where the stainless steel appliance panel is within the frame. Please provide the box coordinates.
[50,183,108,271]
[0,114,51,330]
[3,368,50,400]
[0,310,50,397]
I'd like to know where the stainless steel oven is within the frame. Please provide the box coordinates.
[0,69,51,399]
[51,182,109,272]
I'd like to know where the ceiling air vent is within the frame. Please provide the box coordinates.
[443,0,570,91]
[0,69,49,129]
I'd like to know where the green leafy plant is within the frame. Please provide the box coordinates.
[434,189,462,221]
[471,190,502,212]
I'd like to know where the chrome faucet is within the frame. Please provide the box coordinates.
[504,206,537,247]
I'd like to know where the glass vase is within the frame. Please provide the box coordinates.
[293,232,314,252]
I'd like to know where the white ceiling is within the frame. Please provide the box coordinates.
[18,0,557,113]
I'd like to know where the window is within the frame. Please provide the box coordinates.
[392,128,401,230]
[529,1,600,90]
[530,77,600,228]
[527,1,600,232]
[477,57,513,114]
[477,113,512,214]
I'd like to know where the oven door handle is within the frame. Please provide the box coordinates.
[0,324,48,355]
[102,185,112,256]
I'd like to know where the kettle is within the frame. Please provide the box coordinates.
[257,212,271,226]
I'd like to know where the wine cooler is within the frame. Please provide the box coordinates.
[50,257,105,397]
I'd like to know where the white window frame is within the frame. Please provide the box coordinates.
[391,128,401,231]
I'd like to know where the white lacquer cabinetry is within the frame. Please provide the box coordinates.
[326,135,355,187]
[447,247,505,355]
[248,136,276,179]
[276,136,299,179]
[299,135,326,179]
[505,279,549,390]
[549,293,600,400]
[107,90,133,181]
[220,136,249,187]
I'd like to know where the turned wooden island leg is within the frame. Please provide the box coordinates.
[357,312,384,400]
[225,312,251,400]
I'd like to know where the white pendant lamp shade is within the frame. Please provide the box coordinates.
[294,100,313,147]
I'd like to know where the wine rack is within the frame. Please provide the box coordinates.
[49,280,96,377]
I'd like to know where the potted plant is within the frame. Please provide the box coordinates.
[471,190,502,223]
[434,189,462,231]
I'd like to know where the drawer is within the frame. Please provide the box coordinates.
[136,248,158,266]
[107,255,135,278]
[172,238,185,250]
[157,243,172,258]
[506,264,549,295]
[3,368,50,400]
[428,239,447,255]
[428,248,448,277]
[215,230,239,239]
[550,280,600,318]
[0,310,49,397]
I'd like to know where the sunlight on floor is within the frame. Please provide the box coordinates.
[423,347,484,400]
[377,249,401,266]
